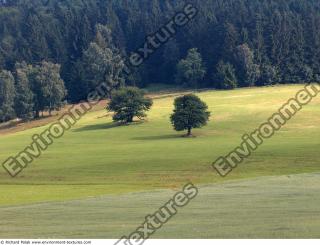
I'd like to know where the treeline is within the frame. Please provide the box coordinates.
[0,22,125,122]
[0,61,66,122]
[0,0,320,102]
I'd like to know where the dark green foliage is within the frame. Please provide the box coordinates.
[215,61,237,89]
[235,44,260,87]
[0,70,16,122]
[258,64,280,86]
[107,87,153,124]
[170,94,210,136]
[299,65,314,83]
[125,67,143,87]
[20,61,67,118]
[14,65,34,120]
[0,0,320,103]
[82,25,125,97]
[1,61,67,121]
[160,40,180,83]
[34,61,67,115]
[176,48,206,88]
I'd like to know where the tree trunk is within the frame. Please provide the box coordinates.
[35,110,40,119]
[187,127,192,136]
[127,116,134,123]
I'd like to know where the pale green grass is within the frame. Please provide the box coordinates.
[1,173,320,238]
[0,85,319,207]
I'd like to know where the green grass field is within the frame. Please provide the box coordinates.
[0,85,319,238]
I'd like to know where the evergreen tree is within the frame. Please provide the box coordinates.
[235,44,260,87]
[258,64,280,86]
[222,23,238,62]
[160,40,180,83]
[23,13,49,61]
[299,65,314,83]
[215,61,237,89]
[0,70,16,122]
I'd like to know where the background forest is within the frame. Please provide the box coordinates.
[0,0,320,115]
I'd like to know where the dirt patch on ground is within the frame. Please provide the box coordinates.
[0,100,108,136]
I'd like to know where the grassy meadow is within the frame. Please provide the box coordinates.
[0,85,319,238]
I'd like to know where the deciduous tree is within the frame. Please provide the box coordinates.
[107,87,153,124]
[176,48,206,88]
[14,64,34,120]
[170,94,210,136]
[83,24,125,96]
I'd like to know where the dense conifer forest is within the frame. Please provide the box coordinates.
[1,0,320,121]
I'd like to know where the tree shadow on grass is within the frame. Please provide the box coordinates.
[132,134,182,141]
[74,121,144,132]
[73,122,121,132]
